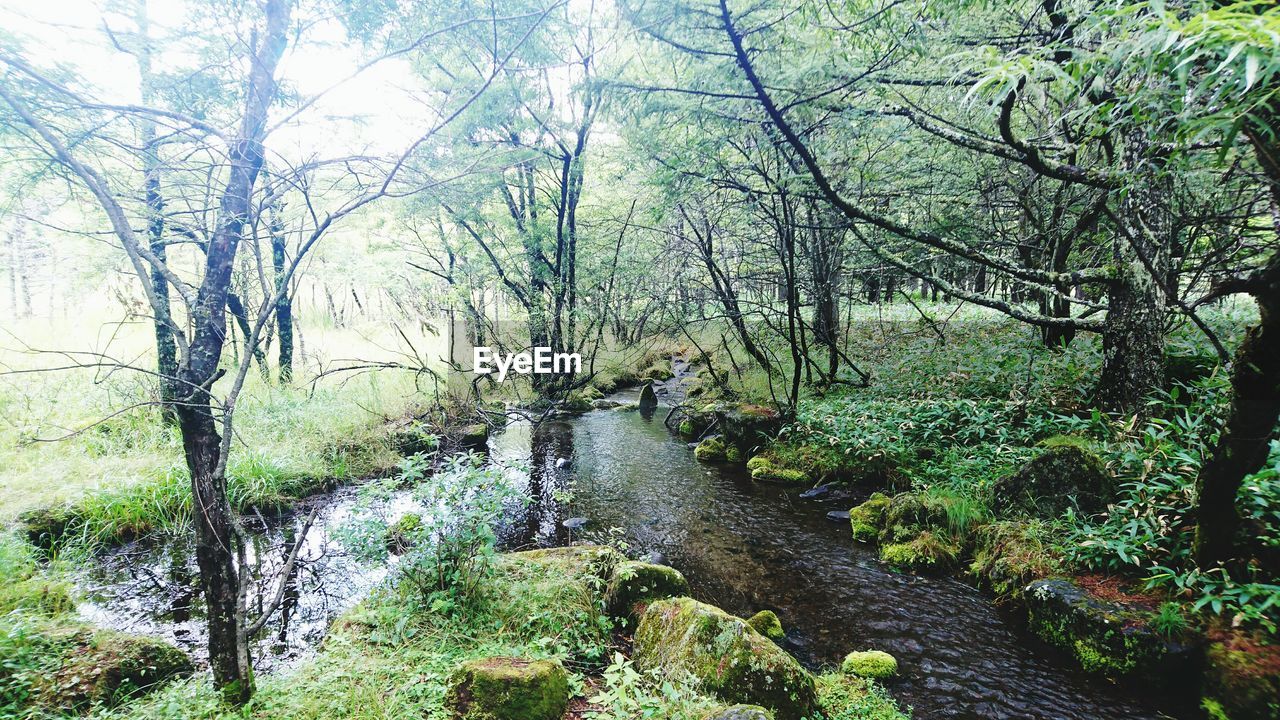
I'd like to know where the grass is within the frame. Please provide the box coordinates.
[0,313,444,537]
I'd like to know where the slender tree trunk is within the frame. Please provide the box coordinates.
[271,229,293,383]
[173,0,288,703]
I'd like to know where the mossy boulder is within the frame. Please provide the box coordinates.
[849,493,891,543]
[1024,578,1191,681]
[841,650,898,680]
[746,455,806,483]
[746,610,785,642]
[719,405,782,457]
[969,520,1064,600]
[561,394,595,414]
[878,493,950,545]
[504,545,622,588]
[695,437,728,462]
[992,445,1113,518]
[879,531,960,573]
[386,513,423,553]
[1200,631,1280,720]
[40,631,193,712]
[458,423,489,452]
[19,504,76,551]
[633,597,819,720]
[604,561,689,619]
[703,705,774,720]
[641,360,675,381]
[444,657,570,720]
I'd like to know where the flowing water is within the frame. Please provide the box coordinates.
[76,393,1199,718]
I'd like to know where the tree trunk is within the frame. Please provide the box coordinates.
[173,0,289,703]
[272,231,293,383]
[1193,259,1280,567]
[1193,107,1280,568]
[1098,144,1170,414]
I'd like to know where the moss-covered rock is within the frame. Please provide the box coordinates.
[725,445,743,464]
[879,531,960,572]
[878,494,950,545]
[695,437,728,462]
[840,650,898,680]
[703,705,774,720]
[40,631,192,712]
[458,423,489,452]
[389,420,439,457]
[604,561,689,619]
[968,520,1064,600]
[1200,630,1280,720]
[385,513,422,554]
[992,445,1113,518]
[746,610,785,642]
[1024,578,1191,682]
[633,597,818,720]
[504,544,622,588]
[719,405,782,458]
[849,493,891,543]
[641,360,675,381]
[560,394,595,414]
[444,656,570,720]
[746,455,807,483]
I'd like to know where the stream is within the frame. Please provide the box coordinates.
[75,392,1198,719]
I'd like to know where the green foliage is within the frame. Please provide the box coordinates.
[588,652,713,720]
[814,673,908,720]
[345,452,525,614]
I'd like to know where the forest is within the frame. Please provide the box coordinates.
[0,0,1278,718]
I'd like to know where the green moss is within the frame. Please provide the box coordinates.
[641,361,675,381]
[849,493,890,543]
[458,423,489,450]
[1024,579,1171,679]
[746,611,785,642]
[444,657,570,720]
[991,445,1113,518]
[680,420,697,437]
[968,520,1065,600]
[39,630,193,712]
[605,561,689,620]
[633,597,818,720]
[745,454,807,483]
[879,531,960,572]
[840,651,898,680]
[695,437,729,462]
[725,445,743,464]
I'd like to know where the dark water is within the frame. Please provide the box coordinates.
[493,400,1198,720]
[75,395,1197,718]
[75,488,423,671]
